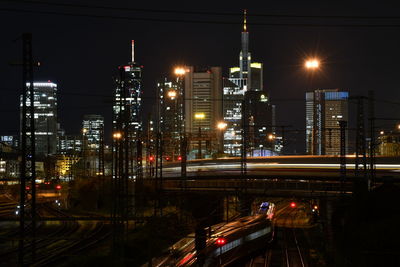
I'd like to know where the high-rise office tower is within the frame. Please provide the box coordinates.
[223,76,246,156]
[223,10,275,156]
[184,66,223,158]
[113,40,143,139]
[57,135,82,154]
[243,91,276,156]
[157,78,183,159]
[82,114,104,151]
[20,81,58,157]
[306,89,349,155]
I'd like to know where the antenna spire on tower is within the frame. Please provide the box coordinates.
[131,40,135,63]
[243,9,247,32]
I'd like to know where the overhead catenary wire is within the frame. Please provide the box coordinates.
[3,0,400,20]
[2,6,400,28]
[2,88,400,107]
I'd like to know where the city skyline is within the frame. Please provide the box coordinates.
[1,2,400,154]
[1,3,400,266]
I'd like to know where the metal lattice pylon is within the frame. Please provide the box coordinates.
[354,97,368,193]
[339,120,347,195]
[19,33,37,265]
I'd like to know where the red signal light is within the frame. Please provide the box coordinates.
[25,186,30,190]
[177,156,182,161]
[149,156,154,162]
[165,156,170,161]
[290,202,296,208]
[55,185,62,190]
[216,237,226,246]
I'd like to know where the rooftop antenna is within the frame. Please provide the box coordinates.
[243,9,247,32]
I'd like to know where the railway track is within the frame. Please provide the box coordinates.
[0,202,110,266]
[244,201,310,267]
[0,202,80,265]
[29,203,110,266]
[281,228,306,267]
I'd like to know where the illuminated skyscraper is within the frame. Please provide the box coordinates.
[82,114,104,151]
[306,89,349,155]
[184,66,223,158]
[20,81,58,156]
[113,40,143,139]
[57,135,82,154]
[223,10,275,156]
[157,78,183,159]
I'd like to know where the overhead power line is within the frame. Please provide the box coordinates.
[1,7,400,28]
[2,88,400,106]
[3,0,400,20]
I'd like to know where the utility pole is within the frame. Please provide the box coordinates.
[339,121,347,195]
[19,32,37,265]
[98,126,105,178]
[154,87,164,216]
[179,73,187,184]
[180,135,187,181]
[135,136,143,224]
[368,90,375,191]
[240,98,248,216]
[197,127,202,159]
[354,96,368,193]
[111,66,132,257]
[241,99,247,178]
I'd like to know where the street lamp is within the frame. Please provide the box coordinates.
[82,128,88,176]
[217,122,227,155]
[194,113,206,159]
[174,67,186,76]
[173,67,187,176]
[304,58,321,155]
[305,59,320,70]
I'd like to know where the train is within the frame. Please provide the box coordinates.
[153,203,274,267]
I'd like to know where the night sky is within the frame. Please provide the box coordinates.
[1,1,400,153]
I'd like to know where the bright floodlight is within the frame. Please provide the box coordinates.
[167,90,177,99]
[305,59,320,69]
[174,67,186,76]
[217,122,227,130]
[268,134,275,140]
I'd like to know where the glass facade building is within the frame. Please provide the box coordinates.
[222,12,275,156]
[157,78,183,159]
[20,82,58,157]
[184,66,223,159]
[113,63,143,140]
[82,114,104,151]
[306,89,349,155]
[57,135,82,154]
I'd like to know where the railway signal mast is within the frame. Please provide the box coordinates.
[19,33,37,265]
